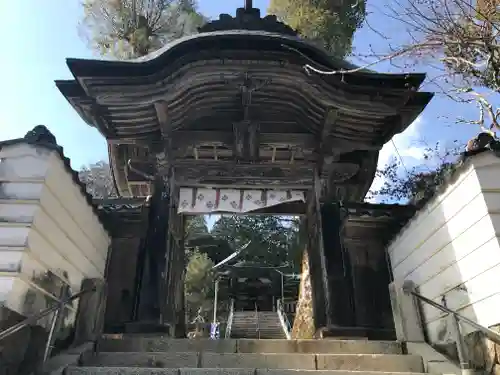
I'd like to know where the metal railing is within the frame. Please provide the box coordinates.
[254,302,260,339]
[276,299,292,340]
[0,286,96,364]
[406,286,500,370]
[225,299,235,339]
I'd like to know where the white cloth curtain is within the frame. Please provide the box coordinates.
[178,187,305,214]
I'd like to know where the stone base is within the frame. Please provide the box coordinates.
[319,326,396,340]
[0,306,48,375]
[124,321,171,335]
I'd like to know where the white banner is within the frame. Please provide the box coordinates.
[178,188,306,214]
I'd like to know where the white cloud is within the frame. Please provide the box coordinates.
[366,116,428,202]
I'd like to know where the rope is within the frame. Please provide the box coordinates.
[391,139,410,178]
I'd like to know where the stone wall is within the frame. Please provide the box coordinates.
[387,151,500,367]
[0,140,110,373]
[463,325,500,374]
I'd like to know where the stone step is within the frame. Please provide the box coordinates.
[233,320,280,323]
[237,328,282,330]
[232,327,282,330]
[231,331,285,337]
[232,328,282,331]
[231,335,286,339]
[230,332,286,338]
[83,352,423,372]
[68,368,427,375]
[233,318,280,321]
[98,338,402,354]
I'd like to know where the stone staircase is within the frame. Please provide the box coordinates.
[231,311,286,339]
[65,336,426,375]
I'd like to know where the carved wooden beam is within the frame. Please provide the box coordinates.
[329,162,360,183]
[249,122,260,162]
[107,130,380,152]
[154,101,170,135]
[318,108,339,166]
[154,100,173,176]
[125,158,359,186]
[232,121,261,162]
[173,130,313,148]
[171,160,314,188]
[233,121,246,161]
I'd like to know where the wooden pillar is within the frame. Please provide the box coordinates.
[137,177,170,322]
[345,238,394,330]
[305,171,332,329]
[346,240,374,327]
[161,185,186,337]
[320,202,355,327]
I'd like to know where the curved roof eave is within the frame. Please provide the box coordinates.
[55,79,95,126]
[64,30,426,89]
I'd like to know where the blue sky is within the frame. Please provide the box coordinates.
[0,0,482,180]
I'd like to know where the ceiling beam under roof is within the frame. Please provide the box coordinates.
[107,130,381,151]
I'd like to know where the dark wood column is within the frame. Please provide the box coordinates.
[233,121,260,162]
[305,172,332,329]
[137,177,170,323]
[344,236,395,330]
[161,191,186,337]
[320,202,355,327]
[339,203,416,339]
[97,200,149,332]
[344,239,374,327]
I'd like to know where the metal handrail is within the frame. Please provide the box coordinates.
[225,299,235,339]
[407,287,500,371]
[409,289,500,344]
[254,302,260,339]
[0,286,96,362]
[276,299,292,340]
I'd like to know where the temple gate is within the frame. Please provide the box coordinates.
[56,2,432,337]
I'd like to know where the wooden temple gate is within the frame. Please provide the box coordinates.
[57,1,432,337]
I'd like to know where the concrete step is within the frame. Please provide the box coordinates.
[97,338,402,354]
[82,352,423,372]
[68,368,426,375]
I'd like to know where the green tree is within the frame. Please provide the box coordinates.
[211,216,302,271]
[268,0,366,56]
[184,249,215,323]
[185,216,209,240]
[368,141,463,205]
[80,0,206,58]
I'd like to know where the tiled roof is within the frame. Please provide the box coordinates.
[0,125,109,233]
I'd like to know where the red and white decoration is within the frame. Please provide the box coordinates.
[178,188,306,214]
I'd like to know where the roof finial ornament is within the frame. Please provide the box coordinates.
[198,0,297,35]
[24,125,58,146]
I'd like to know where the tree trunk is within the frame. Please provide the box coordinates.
[291,248,315,339]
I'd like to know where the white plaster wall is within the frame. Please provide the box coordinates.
[0,143,110,328]
[388,152,500,344]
